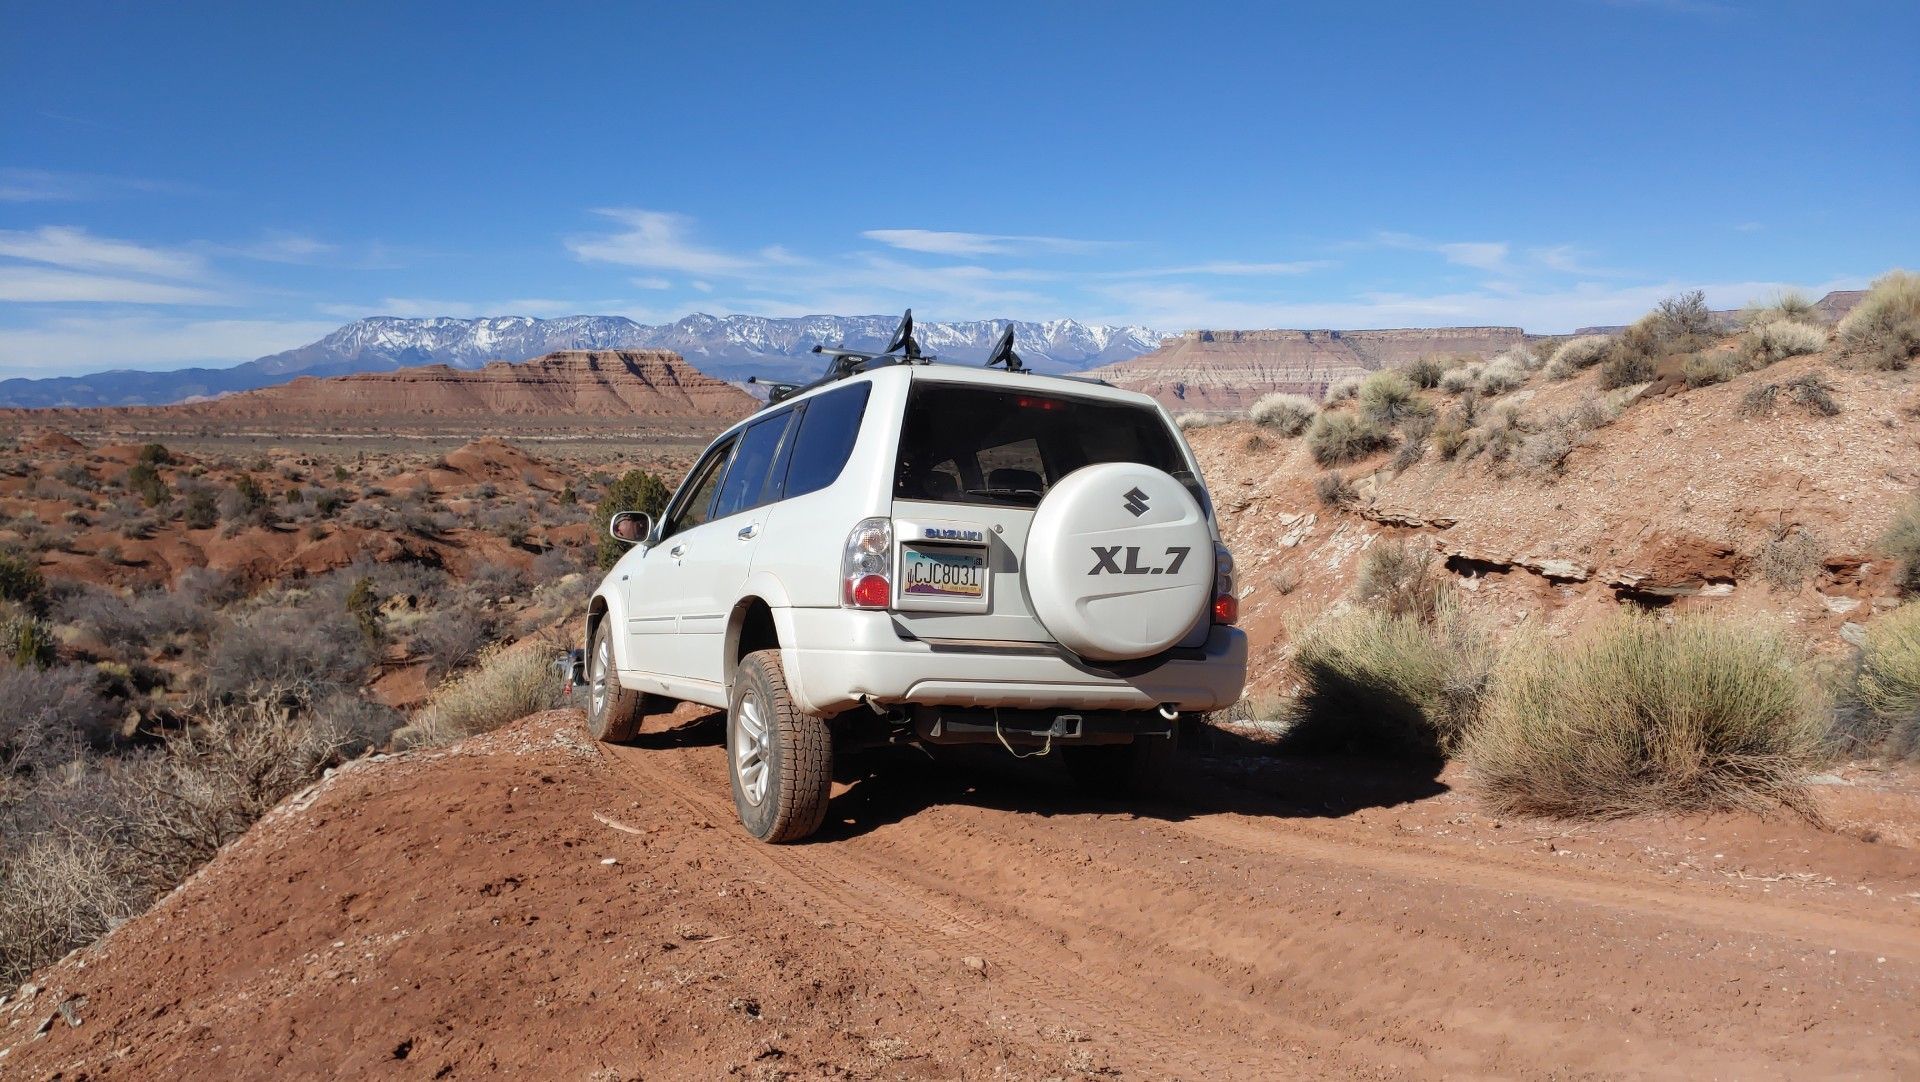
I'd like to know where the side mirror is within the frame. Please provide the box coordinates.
[608,511,653,546]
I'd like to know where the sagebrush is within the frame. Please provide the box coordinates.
[1249,392,1316,435]
[1838,269,1920,371]
[1465,614,1826,819]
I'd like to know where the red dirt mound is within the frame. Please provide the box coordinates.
[18,428,86,455]
[393,436,570,494]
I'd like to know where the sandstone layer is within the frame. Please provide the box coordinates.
[1084,326,1527,411]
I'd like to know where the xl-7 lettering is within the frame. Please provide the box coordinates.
[1089,545,1190,576]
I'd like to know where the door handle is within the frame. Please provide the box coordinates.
[736,523,759,540]
[669,543,687,558]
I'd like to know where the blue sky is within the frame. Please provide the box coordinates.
[1,1,1915,377]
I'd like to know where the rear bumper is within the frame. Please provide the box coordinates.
[780,607,1247,716]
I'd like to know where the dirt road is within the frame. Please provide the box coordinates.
[5,709,1917,1079]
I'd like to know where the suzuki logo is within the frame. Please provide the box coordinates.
[1122,487,1150,517]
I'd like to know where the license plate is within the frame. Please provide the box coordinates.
[901,545,986,598]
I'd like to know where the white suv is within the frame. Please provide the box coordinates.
[582,322,1246,842]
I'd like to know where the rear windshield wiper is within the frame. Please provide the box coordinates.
[965,486,1043,500]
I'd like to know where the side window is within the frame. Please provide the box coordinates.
[663,436,735,538]
[710,410,793,521]
[781,382,872,499]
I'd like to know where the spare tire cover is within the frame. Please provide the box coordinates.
[1024,462,1213,661]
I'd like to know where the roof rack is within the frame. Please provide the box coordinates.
[746,309,1109,408]
[750,309,927,407]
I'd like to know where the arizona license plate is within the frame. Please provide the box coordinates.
[901,545,986,598]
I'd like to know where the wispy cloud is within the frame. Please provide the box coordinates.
[1596,0,1736,16]
[0,266,227,305]
[0,168,187,203]
[0,225,205,279]
[0,316,341,376]
[1104,260,1333,279]
[566,209,760,275]
[1087,275,1867,335]
[1373,231,1512,272]
[861,229,1116,257]
[226,231,339,264]
[316,297,593,320]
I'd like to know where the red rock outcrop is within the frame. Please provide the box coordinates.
[0,351,757,435]
[177,350,754,422]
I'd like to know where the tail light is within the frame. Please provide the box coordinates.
[1212,543,1238,626]
[842,517,893,608]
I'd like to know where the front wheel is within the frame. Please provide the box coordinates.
[728,649,833,843]
[585,619,646,742]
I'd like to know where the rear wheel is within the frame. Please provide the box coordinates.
[585,619,645,743]
[1062,727,1181,797]
[728,649,833,843]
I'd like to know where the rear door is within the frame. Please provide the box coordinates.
[889,378,1212,646]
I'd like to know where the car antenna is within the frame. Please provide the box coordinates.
[982,324,1025,373]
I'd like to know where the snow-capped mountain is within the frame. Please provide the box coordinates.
[637,314,1166,379]
[0,314,1170,407]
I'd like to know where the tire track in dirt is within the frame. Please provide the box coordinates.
[1158,807,1920,960]
[603,741,1373,1079]
[608,729,1920,1078]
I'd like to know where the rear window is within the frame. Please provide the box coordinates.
[893,382,1202,510]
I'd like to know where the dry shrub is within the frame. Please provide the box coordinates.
[1305,411,1392,466]
[1758,529,1823,592]
[393,643,561,748]
[1404,355,1447,389]
[206,604,370,702]
[0,835,143,987]
[1518,425,1575,475]
[1466,614,1827,819]
[56,584,209,654]
[1741,318,1828,368]
[1323,375,1362,403]
[1838,269,1920,371]
[1601,291,1720,391]
[1884,494,1920,596]
[0,664,119,770]
[2,696,346,984]
[1249,392,1317,436]
[1313,470,1351,507]
[1354,540,1448,622]
[1431,409,1470,459]
[1279,604,1493,760]
[1599,346,1657,389]
[1462,403,1527,462]
[414,601,504,680]
[1358,370,1428,425]
[1650,289,1720,342]
[1390,432,1428,471]
[1175,412,1218,431]
[1849,602,1920,758]
[1739,373,1842,419]
[1548,335,1612,375]
[1477,355,1528,395]
[1438,365,1480,394]
[1681,351,1740,388]
[1741,290,1820,328]
[116,698,347,887]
